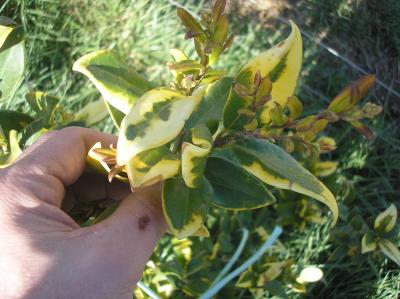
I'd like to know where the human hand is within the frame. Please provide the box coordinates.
[0,127,166,299]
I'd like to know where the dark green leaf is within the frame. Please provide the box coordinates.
[232,137,338,223]
[25,91,59,127]
[104,100,124,129]
[265,280,288,299]
[205,149,276,209]
[0,110,33,140]
[187,77,232,132]
[162,177,212,238]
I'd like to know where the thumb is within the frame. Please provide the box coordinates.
[85,187,166,286]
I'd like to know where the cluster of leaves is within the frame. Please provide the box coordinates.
[0,17,112,169]
[330,203,399,267]
[78,1,343,239]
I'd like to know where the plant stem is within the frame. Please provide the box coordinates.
[199,226,283,299]
[137,281,161,299]
[211,228,249,285]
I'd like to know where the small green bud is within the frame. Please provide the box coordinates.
[362,102,383,119]
[283,138,295,153]
[269,103,288,126]
[287,96,303,119]
[243,118,258,131]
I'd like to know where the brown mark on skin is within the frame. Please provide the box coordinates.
[138,215,150,230]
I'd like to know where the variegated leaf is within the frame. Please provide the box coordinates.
[378,239,400,266]
[104,100,125,130]
[75,99,108,126]
[311,161,338,177]
[0,110,33,141]
[162,177,212,239]
[126,146,180,189]
[0,23,14,49]
[73,50,153,114]
[117,86,206,165]
[191,224,210,237]
[182,124,212,188]
[223,21,302,129]
[374,204,397,233]
[232,137,338,224]
[361,233,377,254]
[186,77,232,133]
[328,75,375,113]
[169,48,189,62]
[205,148,276,209]
[0,130,22,168]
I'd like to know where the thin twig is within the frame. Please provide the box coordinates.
[199,226,283,299]
[212,228,250,285]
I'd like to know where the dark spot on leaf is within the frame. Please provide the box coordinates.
[125,100,174,140]
[268,53,288,82]
[138,215,150,230]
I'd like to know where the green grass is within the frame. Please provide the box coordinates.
[1,0,399,298]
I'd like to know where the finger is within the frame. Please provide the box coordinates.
[84,186,166,285]
[7,127,117,208]
[18,127,116,185]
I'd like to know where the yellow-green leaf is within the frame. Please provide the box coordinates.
[0,23,14,49]
[74,99,108,126]
[0,130,22,168]
[117,86,206,165]
[169,48,189,62]
[191,224,210,237]
[103,99,125,130]
[0,23,24,102]
[126,146,180,189]
[374,204,397,233]
[224,21,302,128]
[176,7,203,36]
[25,91,59,127]
[232,137,338,224]
[378,239,400,266]
[246,20,302,105]
[311,161,338,177]
[162,177,212,239]
[328,75,375,113]
[287,96,303,119]
[168,59,204,72]
[73,50,153,114]
[361,233,377,254]
[182,124,212,188]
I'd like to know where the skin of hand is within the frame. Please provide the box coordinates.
[0,127,166,299]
